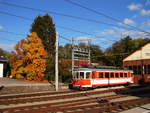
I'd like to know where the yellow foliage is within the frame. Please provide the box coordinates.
[11,32,47,81]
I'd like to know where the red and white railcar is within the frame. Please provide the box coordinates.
[72,67,134,89]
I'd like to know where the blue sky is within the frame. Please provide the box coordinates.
[0,0,150,51]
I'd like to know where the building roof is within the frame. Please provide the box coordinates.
[74,67,133,73]
[0,58,7,63]
[123,40,150,61]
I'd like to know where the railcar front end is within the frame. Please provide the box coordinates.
[72,71,92,89]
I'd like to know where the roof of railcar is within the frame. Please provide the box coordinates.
[74,67,133,73]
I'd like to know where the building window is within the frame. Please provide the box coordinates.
[137,65,142,75]
[133,66,137,74]
[148,65,150,74]
[129,66,132,70]
[144,65,147,74]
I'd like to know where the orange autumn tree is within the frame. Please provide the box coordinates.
[11,32,47,81]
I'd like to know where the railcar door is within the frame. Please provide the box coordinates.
[81,71,92,88]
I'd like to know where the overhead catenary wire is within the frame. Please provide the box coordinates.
[1,1,150,36]
[64,0,150,35]
[0,37,19,42]
[0,10,116,42]
[57,25,116,42]
[0,29,71,42]
[59,35,71,41]
[0,1,148,41]
[0,1,133,30]
[0,30,26,36]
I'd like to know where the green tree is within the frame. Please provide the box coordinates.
[0,48,10,59]
[30,14,56,80]
[131,38,150,51]
[105,36,133,66]
[58,44,72,83]
[90,45,104,65]
[104,37,150,67]
[59,59,72,83]
[64,44,72,59]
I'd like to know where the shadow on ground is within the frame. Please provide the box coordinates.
[114,85,150,98]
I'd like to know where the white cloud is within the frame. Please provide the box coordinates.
[123,18,134,25]
[98,27,149,40]
[140,9,150,16]
[127,3,142,10]
[0,25,4,30]
[131,15,138,19]
[75,36,93,41]
[145,0,150,6]
[75,36,109,41]
[101,29,116,36]
[0,44,14,52]
[142,20,150,27]
[74,36,92,45]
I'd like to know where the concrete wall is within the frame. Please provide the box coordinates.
[0,63,3,77]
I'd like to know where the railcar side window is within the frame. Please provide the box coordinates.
[120,73,123,78]
[99,72,103,78]
[124,73,127,77]
[86,72,90,79]
[80,72,84,79]
[110,73,114,78]
[116,73,119,78]
[92,72,96,79]
[105,73,109,78]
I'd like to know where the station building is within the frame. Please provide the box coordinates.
[123,41,150,84]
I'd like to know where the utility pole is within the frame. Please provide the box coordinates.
[55,33,59,91]
[72,38,74,76]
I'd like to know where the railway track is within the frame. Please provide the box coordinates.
[0,87,137,105]
[0,86,149,113]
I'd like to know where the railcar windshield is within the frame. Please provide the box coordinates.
[80,72,84,79]
[86,72,91,79]
[73,72,80,79]
[73,71,91,79]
